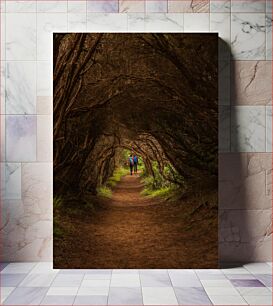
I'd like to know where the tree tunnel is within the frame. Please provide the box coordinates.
[53,33,218,198]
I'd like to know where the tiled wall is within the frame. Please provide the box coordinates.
[0,0,272,263]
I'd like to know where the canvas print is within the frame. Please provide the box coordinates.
[53,33,218,268]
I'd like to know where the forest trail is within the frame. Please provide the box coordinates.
[107,173,158,207]
[55,173,218,268]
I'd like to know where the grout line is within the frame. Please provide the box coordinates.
[106,268,113,305]
[72,271,84,305]
[168,270,180,305]
[194,268,216,304]
[138,268,144,305]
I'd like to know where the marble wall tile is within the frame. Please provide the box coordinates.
[68,13,87,31]
[231,106,266,152]
[6,61,36,115]
[119,0,145,13]
[210,0,231,13]
[22,162,52,218]
[210,13,230,41]
[219,60,230,105]
[37,1,67,13]
[37,61,52,97]
[2,163,22,199]
[266,0,272,12]
[144,13,183,32]
[231,61,272,105]
[0,0,5,12]
[1,164,6,200]
[219,106,230,152]
[37,115,52,162]
[220,231,272,263]
[210,13,231,60]
[266,14,272,60]
[128,13,145,32]
[68,0,87,13]
[231,13,266,60]
[146,0,167,13]
[24,220,52,250]
[184,13,209,32]
[231,0,266,13]
[6,13,36,60]
[1,12,6,60]
[266,106,272,152]
[1,198,53,261]
[6,1,37,13]
[219,209,272,262]
[17,162,53,261]
[87,13,127,31]
[6,115,36,162]
[36,96,52,115]
[87,0,118,13]
[37,13,68,61]
[247,152,272,177]
[219,153,272,210]
[1,62,5,114]
[0,199,25,261]
[168,0,209,13]
[1,115,5,161]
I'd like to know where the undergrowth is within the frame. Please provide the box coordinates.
[107,167,128,188]
[141,162,179,199]
[97,167,128,198]
[141,185,176,198]
[53,196,64,238]
[97,186,112,198]
[53,195,95,239]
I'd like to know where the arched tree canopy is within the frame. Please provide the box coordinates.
[53,33,218,197]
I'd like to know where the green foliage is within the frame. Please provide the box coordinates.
[141,162,180,199]
[53,193,97,241]
[53,196,63,209]
[143,162,173,189]
[137,159,145,171]
[141,186,175,198]
[107,167,128,188]
[97,166,128,198]
[53,219,63,238]
[53,196,64,238]
[97,186,112,198]
[119,149,131,168]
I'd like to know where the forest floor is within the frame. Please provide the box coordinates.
[54,174,218,268]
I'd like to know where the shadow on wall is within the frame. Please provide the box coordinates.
[219,38,272,267]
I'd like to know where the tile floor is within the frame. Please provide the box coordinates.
[0,262,272,305]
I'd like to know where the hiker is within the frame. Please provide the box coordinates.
[128,154,134,175]
[133,154,138,174]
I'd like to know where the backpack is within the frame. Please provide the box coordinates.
[129,157,134,165]
[133,156,138,163]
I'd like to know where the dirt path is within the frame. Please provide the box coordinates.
[55,174,218,268]
[107,173,159,207]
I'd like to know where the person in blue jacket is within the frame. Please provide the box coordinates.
[128,155,134,175]
[133,154,138,174]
